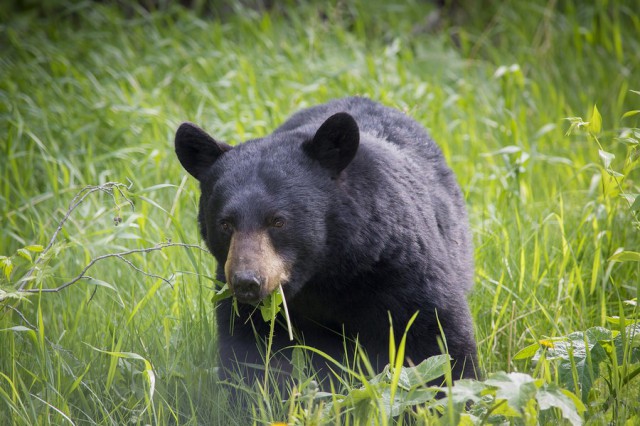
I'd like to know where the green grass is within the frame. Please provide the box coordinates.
[1,0,639,424]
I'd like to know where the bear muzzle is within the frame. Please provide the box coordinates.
[224,230,291,305]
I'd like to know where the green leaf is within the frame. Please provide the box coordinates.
[618,137,639,146]
[608,251,640,263]
[584,326,615,342]
[400,354,450,388]
[24,245,44,253]
[2,257,13,280]
[605,315,636,326]
[86,278,117,291]
[379,386,405,417]
[0,325,33,332]
[631,194,640,212]
[260,290,282,322]
[565,116,587,136]
[598,149,615,169]
[378,385,438,417]
[537,384,584,426]
[210,283,232,304]
[446,378,486,406]
[212,278,227,288]
[588,105,602,134]
[613,323,640,364]
[0,289,32,302]
[622,110,640,119]
[514,342,540,360]
[340,385,378,414]
[399,387,437,408]
[485,372,538,414]
[16,249,32,262]
[291,347,307,382]
[549,327,611,401]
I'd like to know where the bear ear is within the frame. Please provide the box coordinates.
[303,112,359,176]
[175,122,232,181]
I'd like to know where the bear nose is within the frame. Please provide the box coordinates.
[231,272,262,303]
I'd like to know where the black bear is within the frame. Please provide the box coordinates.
[175,97,477,387]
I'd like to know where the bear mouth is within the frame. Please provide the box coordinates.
[233,290,263,305]
[230,277,264,305]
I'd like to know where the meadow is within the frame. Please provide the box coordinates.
[1,0,639,424]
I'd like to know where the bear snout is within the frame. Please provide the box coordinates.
[224,230,292,304]
[231,271,263,304]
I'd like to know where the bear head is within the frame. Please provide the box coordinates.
[175,113,359,304]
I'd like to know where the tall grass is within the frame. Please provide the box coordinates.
[1,0,639,424]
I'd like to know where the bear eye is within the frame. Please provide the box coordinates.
[271,217,286,228]
[219,220,232,232]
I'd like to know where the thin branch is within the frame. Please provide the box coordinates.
[19,242,206,294]
[11,182,208,296]
[3,305,80,359]
[4,304,38,330]
[113,253,175,288]
[17,182,133,291]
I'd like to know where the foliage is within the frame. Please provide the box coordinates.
[515,323,640,420]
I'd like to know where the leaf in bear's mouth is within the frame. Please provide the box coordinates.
[259,285,294,341]
[210,281,232,304]
[212,280,294,341]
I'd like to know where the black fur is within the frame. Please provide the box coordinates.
[175,97,478,386]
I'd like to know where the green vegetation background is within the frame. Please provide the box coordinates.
[1,0,639,424]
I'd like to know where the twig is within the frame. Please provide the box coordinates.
[3,305,80,360]
[4,304,38,330]
[113,253,175,288]
[17,182,133,291]
[19,242,206,294]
